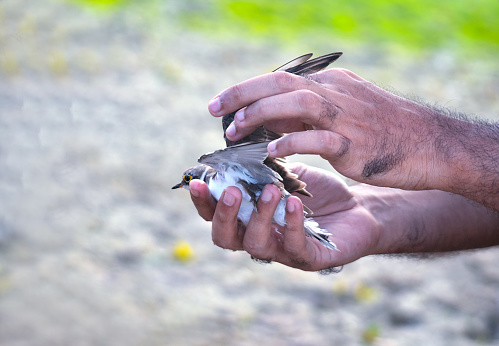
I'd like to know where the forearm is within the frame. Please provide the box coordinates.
[427,112,499,211]
[209,64,498,209]
[353,185,499,254]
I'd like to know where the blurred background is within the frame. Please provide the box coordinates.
[0,0,498,345]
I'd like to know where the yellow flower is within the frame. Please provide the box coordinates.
[353,282,378,303]
[172,241,195,263]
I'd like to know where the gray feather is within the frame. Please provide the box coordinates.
[198,142,281,184]
[304,220,338,251]
[272,53,313,72]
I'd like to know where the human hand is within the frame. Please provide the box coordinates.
[189,163,380,271]
[207,69,452,192]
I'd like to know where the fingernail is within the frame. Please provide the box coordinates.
[260,186,273,202]
[235,108,245,123]
[267,140,277,155]
[286,199,295,213]
[223,190,235,206]
[226,122,236,138]
[208,97,221,114]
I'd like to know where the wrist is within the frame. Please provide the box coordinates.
[350,184,408,255]
[352,183,499,255]
[429,117,498,209]
[351,184,454,255]
[426,116,469,191]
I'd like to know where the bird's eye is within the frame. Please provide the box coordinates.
[183,174,193,183]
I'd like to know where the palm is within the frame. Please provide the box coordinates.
[287,163,379,269]
[190,162,379,271]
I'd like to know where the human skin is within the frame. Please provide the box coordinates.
[189,67,498,269]
[207,69,499,211]
[189,163,499,271]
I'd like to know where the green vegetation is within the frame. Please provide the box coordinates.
[362,323,381,344]
[67,0,125,10]
[68,0,499,56]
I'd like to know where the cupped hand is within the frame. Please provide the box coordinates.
[208,69,449,191]
[189,163,380,271]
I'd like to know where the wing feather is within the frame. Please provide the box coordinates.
[222,52,342,147]
[284,52,342,75]
[198,142,281,183]
[273,53,313,72]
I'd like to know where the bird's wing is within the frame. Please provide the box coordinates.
[283,52,342,75]
[198,142,280,183]
[273,53,313,72]
[222,114,281,147]
[222,52,342,147]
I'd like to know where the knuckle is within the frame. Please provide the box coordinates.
[242,240,259,255]
[211,229,223,245]
[336,137,352,158]
[243,239,268,259]
[320,68,345,81]
[335,68,359,79]
[283,135,299,155]
[242,104,262,126]
[214,239,235,251]
[272,71,296,91]
[198,210,213,221]
[321,68,362,83]
[212,231,237,251]
[318,99,339,123]
[319,68,340,79]
[317,131,338,154]
[295,90,321,113]
[225,83,245,104]
[354,80,373,96]
[211,233,224,247]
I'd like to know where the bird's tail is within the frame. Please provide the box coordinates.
[304,218,339,251]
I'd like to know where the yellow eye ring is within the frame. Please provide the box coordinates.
[183,174,193,183]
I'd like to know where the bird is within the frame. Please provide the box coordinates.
[172,52,343,251]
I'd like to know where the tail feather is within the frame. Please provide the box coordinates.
[304,219,339,251]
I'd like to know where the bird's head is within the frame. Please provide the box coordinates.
[172,165,210,190]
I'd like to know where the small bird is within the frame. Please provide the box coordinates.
[172,52,343,251]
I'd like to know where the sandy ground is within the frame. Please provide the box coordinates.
[0,0,499,345]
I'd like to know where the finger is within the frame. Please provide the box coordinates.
[311,68,366,86]
[208,71,317,117]
[267,130,351,161]
[226,116,303,143]
[286,161,308,178]
[230,90,343,139]
[189,179,216,221]
[212,187,244,251]
[224,91,318,142]
[242,184,281,260]
[279,196,314,269]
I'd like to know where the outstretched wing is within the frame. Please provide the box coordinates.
[222,52,343,147]
[198,142,280,184]
[221,115,281,147]
[273,53,313,72]
[282,52,342,75]
[219,52,343,197]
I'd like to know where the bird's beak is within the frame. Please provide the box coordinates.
[171,182,183,189]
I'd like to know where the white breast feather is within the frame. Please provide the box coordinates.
[208,170,290,226]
